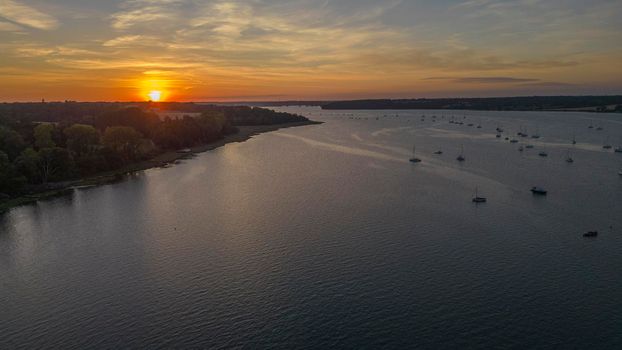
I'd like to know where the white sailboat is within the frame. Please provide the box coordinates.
[456,145,465,162]
[409,144,421,163]
[565,149,574,163]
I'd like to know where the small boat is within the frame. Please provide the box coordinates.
[510,139,519,143]
[603,137,612,149]
[615,147,622,153]
[583,231,598,238]
[457,145,465,162]
[531,187,547,195]
[596,126,603,131]
[565,150,574,163]
[538,151,548,157]
[496,134,501,138]
[526,144,534,149]
[518,146,524,152]
[434,150,443,155]
[472,187,487,203]
[409,144,421,163]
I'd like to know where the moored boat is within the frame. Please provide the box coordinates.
[409,144,421,163]
[531,186,547,195]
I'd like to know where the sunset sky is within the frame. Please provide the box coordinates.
[1,0,621,102]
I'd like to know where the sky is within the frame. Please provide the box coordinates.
[1,0,622,102]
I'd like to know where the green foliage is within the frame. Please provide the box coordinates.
[64,124,100,156]
[34,123,57,149]
[0,103,307,199]
[95,107,159,136]
[37,147,74,183]
[15,148,40,183]
[0,151,26,195]
[0,126,26,160]
[102,126,144,163]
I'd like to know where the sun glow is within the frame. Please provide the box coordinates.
[148,90,162,102]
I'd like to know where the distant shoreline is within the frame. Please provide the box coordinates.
[318,96,622,112]
[0,120,321,213]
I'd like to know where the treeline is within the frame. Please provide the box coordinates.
[0,104,308,198]
[0,102,310,124]
[321,96,622,111]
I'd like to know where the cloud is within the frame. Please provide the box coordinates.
[424,76,575,88]
[1,0,621,100]
[0,0,58,30]
[0,20,23,32]
[111,0,183,29]
[425,77,540,83]
[103,34,163,47]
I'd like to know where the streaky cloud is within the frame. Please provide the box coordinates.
[0,0,59,30]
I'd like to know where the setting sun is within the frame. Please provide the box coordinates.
[148,90,162,102]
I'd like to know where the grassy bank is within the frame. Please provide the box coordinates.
[0,121,321,213]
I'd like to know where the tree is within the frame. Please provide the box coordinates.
[34,123,56,149]
[0,151,26,195]
[15,148,40,183]
[102,126,144,163]
[0,126,26,160]
[37,147,74,184]
[95,107,159,136]
[63,124,100,156]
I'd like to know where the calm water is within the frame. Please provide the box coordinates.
[1,107,622,349]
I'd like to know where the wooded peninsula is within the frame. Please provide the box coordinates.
[0,102,315,210]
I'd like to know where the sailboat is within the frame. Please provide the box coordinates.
[565,149,574,163]
[472,187,487,203]
[456,145,465,162]
[409,144,421,163]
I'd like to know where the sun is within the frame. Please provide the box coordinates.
[148,90,162,102]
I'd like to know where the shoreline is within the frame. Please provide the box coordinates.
[0,120,321,213]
